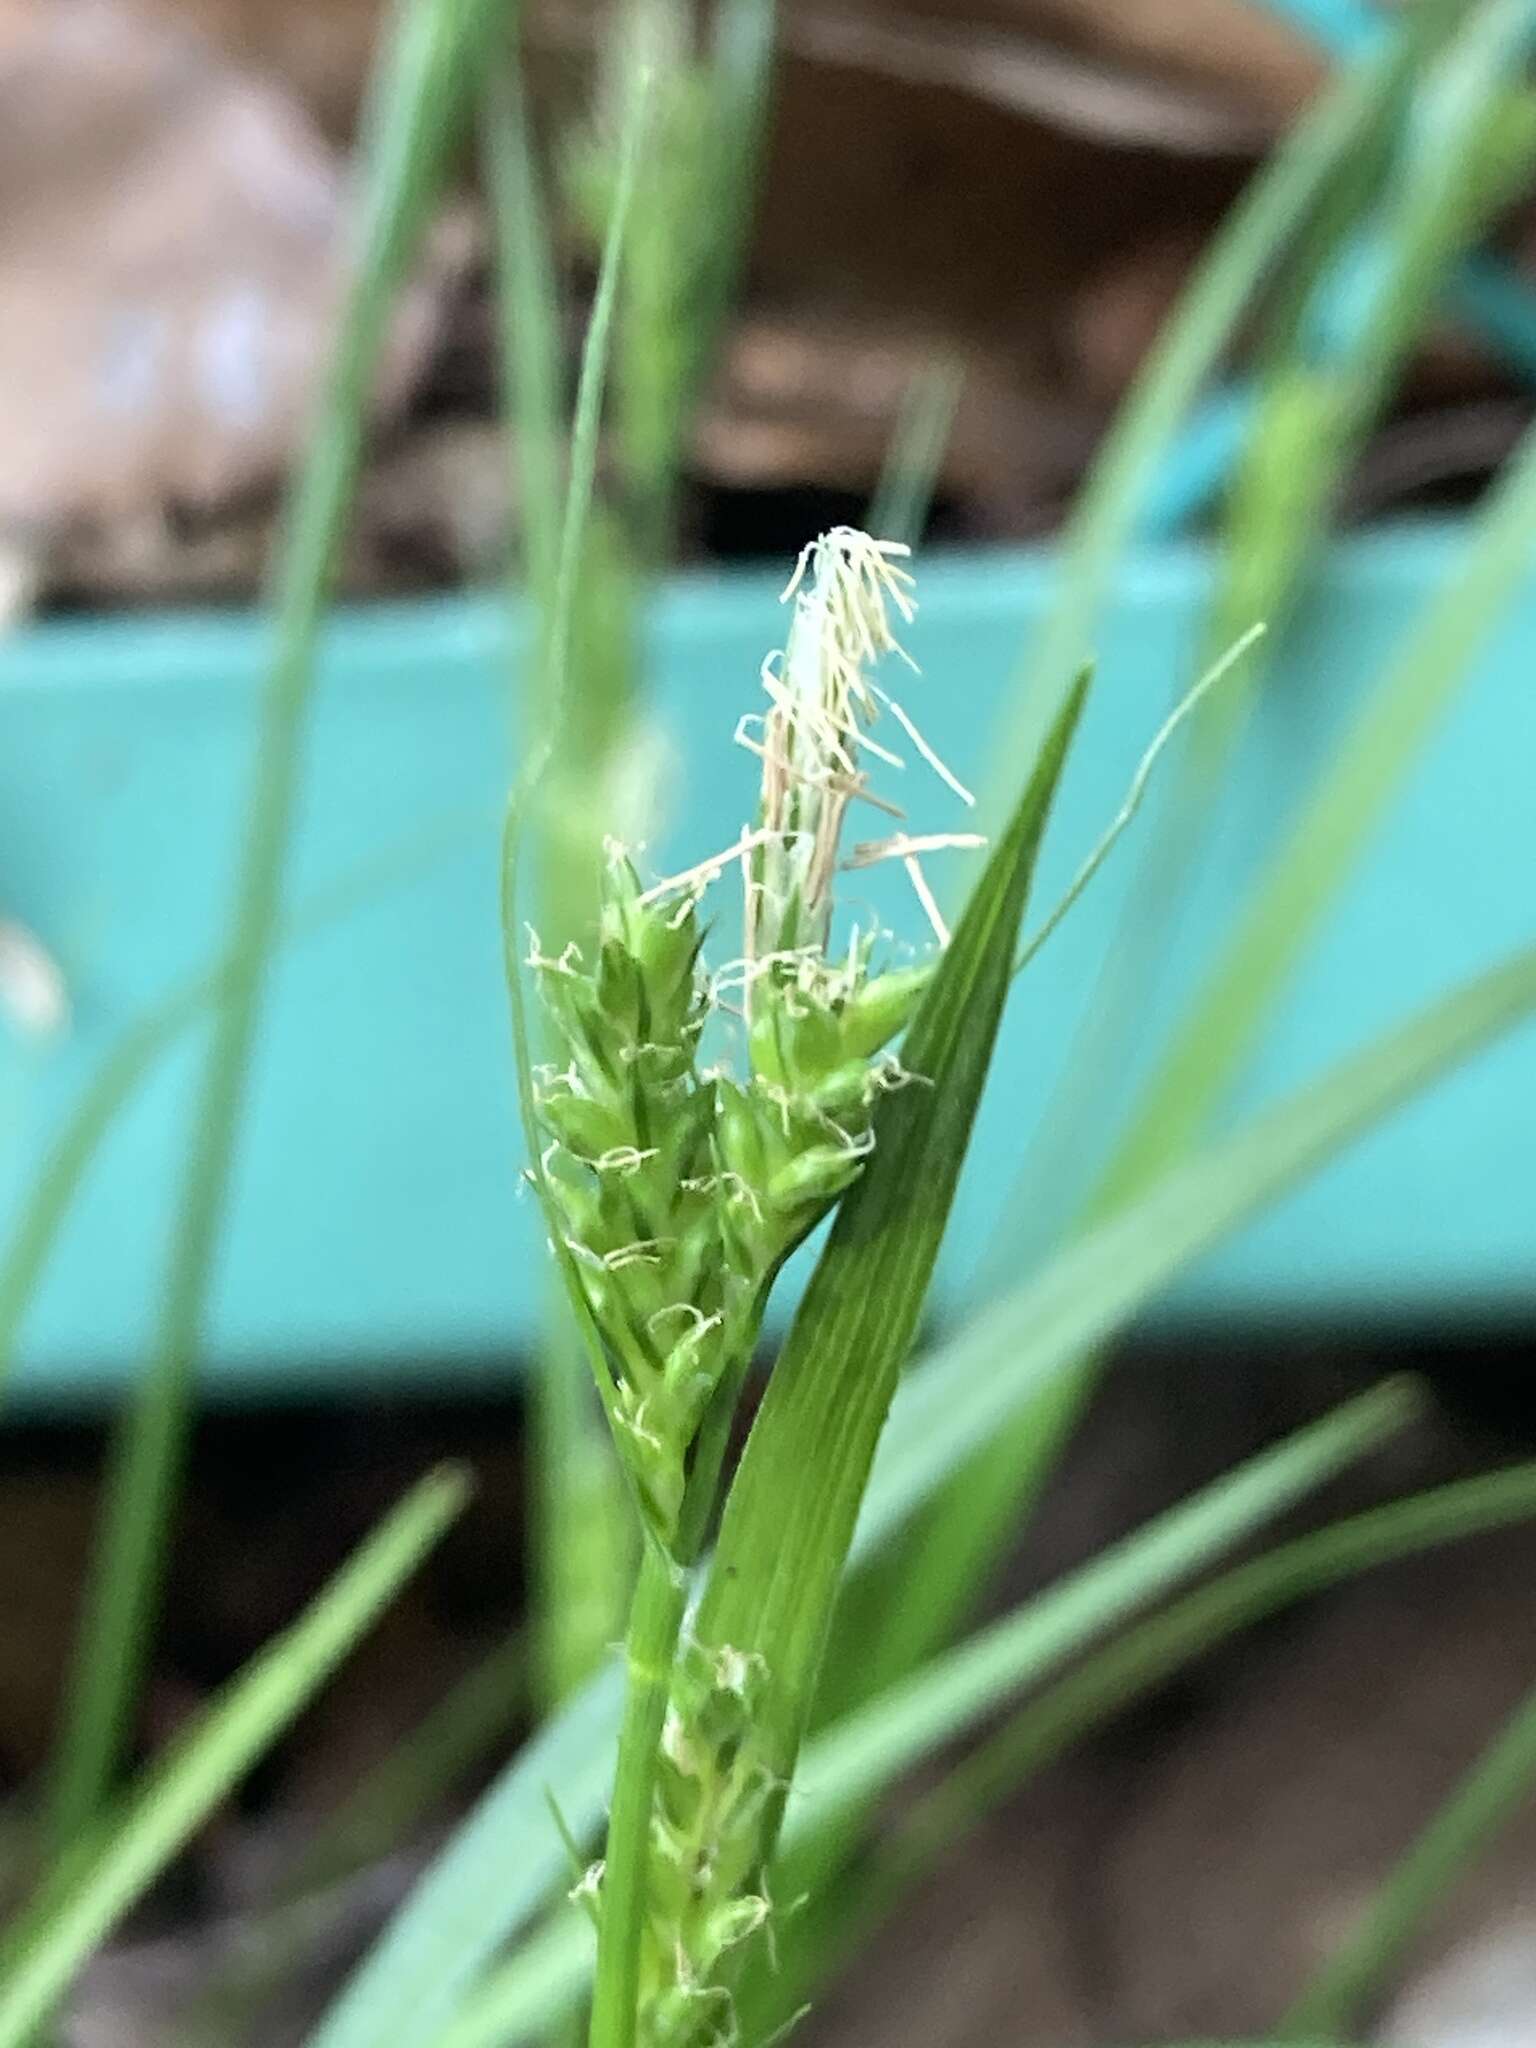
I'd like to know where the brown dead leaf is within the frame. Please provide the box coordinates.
[0,0,465,548]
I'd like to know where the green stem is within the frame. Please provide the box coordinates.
[588,1542,689,2048]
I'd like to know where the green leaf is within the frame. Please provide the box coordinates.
[427,1919,596,2048]
[0,1468,468,2048]
[309,46,655,2048]
[799,1461,1536,2030]
[306,1667,623,2048]
[867,356,964,549]
[898,337,1536,1719]
[981,14,1434,798]
[441,1442,1536,2048]
[1105,418,1536,1207]
[484,43,640,1716]
[797,1382,1416,1830]
[0,808,487,1409]
[320,939,1536,2048]
[690,670,1092,1835]
[857,941,1536,1563]
[46,0,504,1864]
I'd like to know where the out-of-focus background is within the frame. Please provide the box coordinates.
[2,2,1536,2043]
[3,0,1526,606]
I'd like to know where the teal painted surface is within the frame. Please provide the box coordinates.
[0,522,1532,1407]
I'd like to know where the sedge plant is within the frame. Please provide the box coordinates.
[6,5,1536,2046]
[517,528,980,2045]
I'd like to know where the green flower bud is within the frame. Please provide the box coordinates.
[810,1059,875,1119]
[595,934,647,1041]
[713,1080,768,1189]
[537,1086,624,1159]
[767,1140,865,1215]
[841,962,933,1059]
[702,1894,769,1956]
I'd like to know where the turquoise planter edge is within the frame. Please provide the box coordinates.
[0,519,1532,1410]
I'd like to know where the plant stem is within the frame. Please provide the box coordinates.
[588,1541,688,2048]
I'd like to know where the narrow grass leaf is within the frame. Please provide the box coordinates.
[867,357,964,549]
[430,1436,1536,2048]
[305,1665,623,2048]
[858,941,1536,1562]
[0,1468,468,2048]
[982,16,1430,796]
[801,1458,1536,2028]
[0,809,486,1407]
[692,671,1092,1824]
[305,59,652,2048]
[46,0,502,1861]
[906,341,1536,1717]
[799,1380,1415,1828]
[1012,624,1263,980]
[484,45,638,1714]
[315,942,1536,2048]
[1107,420,1536,1210]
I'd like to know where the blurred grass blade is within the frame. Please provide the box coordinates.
[1106,410,1536,1207]
[696,0,779,409]
[0,1468,468,2048]
[949,1459,1536,1862]
[856,940,1536,1563]
[983,12,1431,795]
[46,0,501,1861]
[485,51,635,1714]
[305,1666,623,2048]
[169,1632,527,2047]
[428,1919,595,2048]
[485,55,564,624]
[319,936,1536,2048]
[691,672,1092,1844]
[1012,624,1263,980]
[431,1430,1536,2048]
[0,809,486,1407]
[798,1382,1415,1830]
[1283,1673,1536,2037]
[294,1630,526,1894]
[813,1457,1536,2029]
[312,61,654,2048]
[868,357,964,548]
[911,392,1536,1687]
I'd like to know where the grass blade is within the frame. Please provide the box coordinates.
[312,935,1536,2048]
[1109,433,1536,1208]
[800,1382,1415,1829]
[485,50,636,1718]
[855,942,1536,1561]
[433,1439,1536,2048]
[982,13,1431,794]
[46,0,500,1859]
[0,810,485,1407]
[909,391,1536,1687]
[310,56,654,2048]
[0,1468,468,2048]
[305,1666,623,2048]
[867,357,964,549]
[801,1458,1536,2031]
[691,671,1092,1839]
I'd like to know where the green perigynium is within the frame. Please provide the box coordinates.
[529,529,971,1565]
[638,1638,777,2047]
